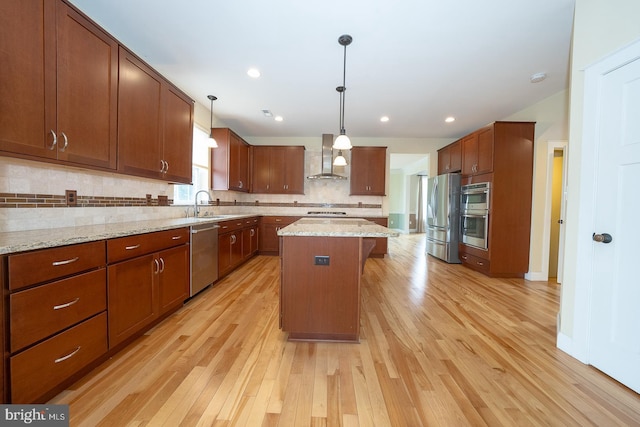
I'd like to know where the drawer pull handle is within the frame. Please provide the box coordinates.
[171,236,182,240]
[52,257,79,266]
[125,244,141,250]
[55,346,81,364]
[154,259,160,274]
[53,298,80,310]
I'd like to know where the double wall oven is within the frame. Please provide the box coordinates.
[460,182,490,250]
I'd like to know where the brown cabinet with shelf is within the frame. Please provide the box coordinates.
[350,146,387,195]
[6,241,108,403]
[0,0,118,170]
[211,128,250,192]
[107,228,189,348]
[368,217,389,257]
[456,121,535,277]
[117,47,194,184]
[251,146,305,194]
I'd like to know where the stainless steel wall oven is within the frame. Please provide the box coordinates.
[460,182,490,250]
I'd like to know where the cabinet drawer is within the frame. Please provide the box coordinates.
[107,227,188,263]
[217,219,246,234]
[260,216,301,225]
[10,269,107,353]
[10,312,108,403]
[8,241,106,291]
[460,252,491,275]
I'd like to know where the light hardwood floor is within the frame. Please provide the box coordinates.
[50,233,640,426]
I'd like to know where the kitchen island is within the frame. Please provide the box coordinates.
[277,218,398,342]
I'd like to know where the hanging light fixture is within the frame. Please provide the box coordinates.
[333,150,347,166]
[207,95,218,148]
[333,34,353,151]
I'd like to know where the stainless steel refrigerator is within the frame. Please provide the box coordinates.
[426,173,461,263]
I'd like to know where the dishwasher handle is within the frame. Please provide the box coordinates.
[191,225,220,234]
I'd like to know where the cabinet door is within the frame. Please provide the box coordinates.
[117,47,163,180]
[55,3,118,169]
[251,146,272,193]
[475,127,494,174]
[229,133,249,191]
[281,146,305,194]
[0,0,56,159]
[158,245,188,314]
[259,222,280,253]
[162,85,193,184]
[461,134,478,175]
[350,147,386,195]
[250,226,259,255]
[437,146,450,175]
[107,254,157,348]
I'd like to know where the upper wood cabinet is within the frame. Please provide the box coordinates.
[0,0,118,170]
[211,128,250,192]
[117,47,193,184]
[350,146,387,196]
[251,146,305,194]
[461,127,494,176]
[437,139,462,174]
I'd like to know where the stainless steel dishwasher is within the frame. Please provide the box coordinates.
[190,223,219,296]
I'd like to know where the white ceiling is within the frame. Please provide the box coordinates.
[68,0,575,141]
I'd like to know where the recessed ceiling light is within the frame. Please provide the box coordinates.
[445,116,455,123]
[380,116,389,122]
[274,116,283,122]
[530,72,547,83]
[247,68,261,78]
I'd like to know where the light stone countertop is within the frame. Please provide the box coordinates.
[277,218,400,238]
[0,214,255,255]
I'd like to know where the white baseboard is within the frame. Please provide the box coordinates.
[524,271,548,281]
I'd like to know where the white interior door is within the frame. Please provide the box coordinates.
[587,42,640,393]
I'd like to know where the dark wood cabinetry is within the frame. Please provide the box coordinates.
[461,127,494,176]
[437,140,462,174]
[117,47,193,184]
[0,0,118,170]
[259,216,302,255]
[218,217,259,277]
[251,146,305,194]
[7,241,108,403]
[350,146,387,195]
[368,217,389,257]
[211,128,250,192]
[280,236,362,342]
[107,228,189,347]
[456,121,535,277]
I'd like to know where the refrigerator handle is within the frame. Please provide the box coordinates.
[431,180,438,219]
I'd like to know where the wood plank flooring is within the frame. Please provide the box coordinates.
[50,233,640,426]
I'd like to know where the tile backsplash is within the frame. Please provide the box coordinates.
[0,153,384,232]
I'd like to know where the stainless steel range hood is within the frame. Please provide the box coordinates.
[307,134,347,180]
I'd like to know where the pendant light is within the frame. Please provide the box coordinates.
[333,34,353,151]
[207,95,218,148]
[333,150,347,166]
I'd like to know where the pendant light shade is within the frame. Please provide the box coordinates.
[333,150,347,166]
[333,34,353,151]
[207,95,218,148]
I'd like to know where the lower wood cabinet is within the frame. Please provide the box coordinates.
[10,313,108,404]
[107,228,189,348]
[259,216,301,255]
[218,217,259,278]
[367,217,389,257]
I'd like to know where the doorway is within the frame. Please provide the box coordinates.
[542,141,567,283]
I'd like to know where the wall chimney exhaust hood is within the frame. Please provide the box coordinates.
[307,134,347,180]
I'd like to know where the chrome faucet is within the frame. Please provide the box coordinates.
[194,190,212,217]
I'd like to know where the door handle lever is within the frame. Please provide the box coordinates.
[592,233,612,243]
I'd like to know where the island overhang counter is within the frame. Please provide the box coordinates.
[277,218,399,342]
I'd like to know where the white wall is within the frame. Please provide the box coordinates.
[560,0,640,340]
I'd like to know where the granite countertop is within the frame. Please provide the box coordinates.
[277,218,400,238]
[0,214,255,255]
